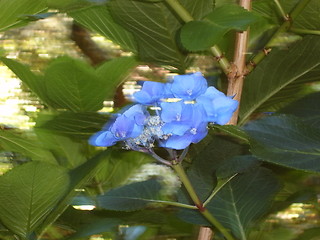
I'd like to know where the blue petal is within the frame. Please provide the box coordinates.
[160,102,183,122]
[189,122,208,143]
[133,91,152,105]
[162,134,194,150]
[170,72,207,100]
[89,130,118,147]
[123,104,148,125]
[133,81,166,104]
[111,115,135,139]
[162,122,190,136]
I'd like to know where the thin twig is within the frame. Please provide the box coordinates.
[246,0,312,73]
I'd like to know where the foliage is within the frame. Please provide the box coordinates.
[0,0,320,239]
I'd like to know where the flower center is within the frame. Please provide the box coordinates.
[190,128,197,135]
[115,131,127,139]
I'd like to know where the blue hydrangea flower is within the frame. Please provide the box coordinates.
[89,104,148,147]
[160,102,208,149]
[133,81,167,105]
[89,72,238,151]
[168,72,207,100]
[197,86,239,125]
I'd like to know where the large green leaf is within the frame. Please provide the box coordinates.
[0,161,70,239]
[47,0,108,11]
[178,134,251,205]
[38,150,110,234]
[280,92,320,128]
[180,4,261,51]
[243,115,320,172]
[94,151,152,191]
[0,0,47,32]
[44,56,106,112]
[35,130,87,168]
[36,112,109,139]
[0,130,57,164]
[96,56,138,99]
[0,57,51,106]
[108,0,213,71]
[239,36,320,124]
[179,167,280,239]
[2,56,137,111]
[97,179,162,211]
[69,5,137,52]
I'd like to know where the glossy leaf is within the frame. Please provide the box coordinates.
[35,130,87,168]
[47,0,108,11]
[280,92,320,128]
[0,130,57,164]
[180,4,261,51]
[180,134,246,203]
[36,112,109,139]
[0,57,51,106]
[0,161,70,239]
[244,115,320,172]
[38,150,110,233]
[179,167,280,239]
[44,56,106,112]
[94,151,152,191]
[240,36,320,124]
[96,56,139,99]
[0,0,46,32]
[69,5,137,52]
[108,0,213,71]
[98,179,162,211]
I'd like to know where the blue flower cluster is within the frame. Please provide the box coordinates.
[89,72,238,150]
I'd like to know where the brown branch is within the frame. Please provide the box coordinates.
[197,227,214,240]
[227,0,251,125]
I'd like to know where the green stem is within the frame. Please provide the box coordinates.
[172,163,235,240]
[273,0,288,20]
[247,0,312,73]
[290,27,320,35]
[165,0,193,22]
[164,0,231,75]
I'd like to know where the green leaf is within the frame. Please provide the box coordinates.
[94,151,152,191]
[0,0,47,32]
[46,0,108,11]
[44,56,106,112]
[97,179,162,211]
[96,56,139,99]
[35,129,87,168]
[240,36,320,124]
[35,112,109,139]
[69,5,137,52]
[0,130,57,164]
[244,115,320,172]
[179,167,280,239]
[213,125,249,142]
[257,0,320,30]
[280,92,320,127]
[108,0,212,71]
[180,4,261,51]
[0,161,70,239]
[0,57,51,105]
[179,134,245,203]
[38,150,110,234]
[216,155,260,179]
